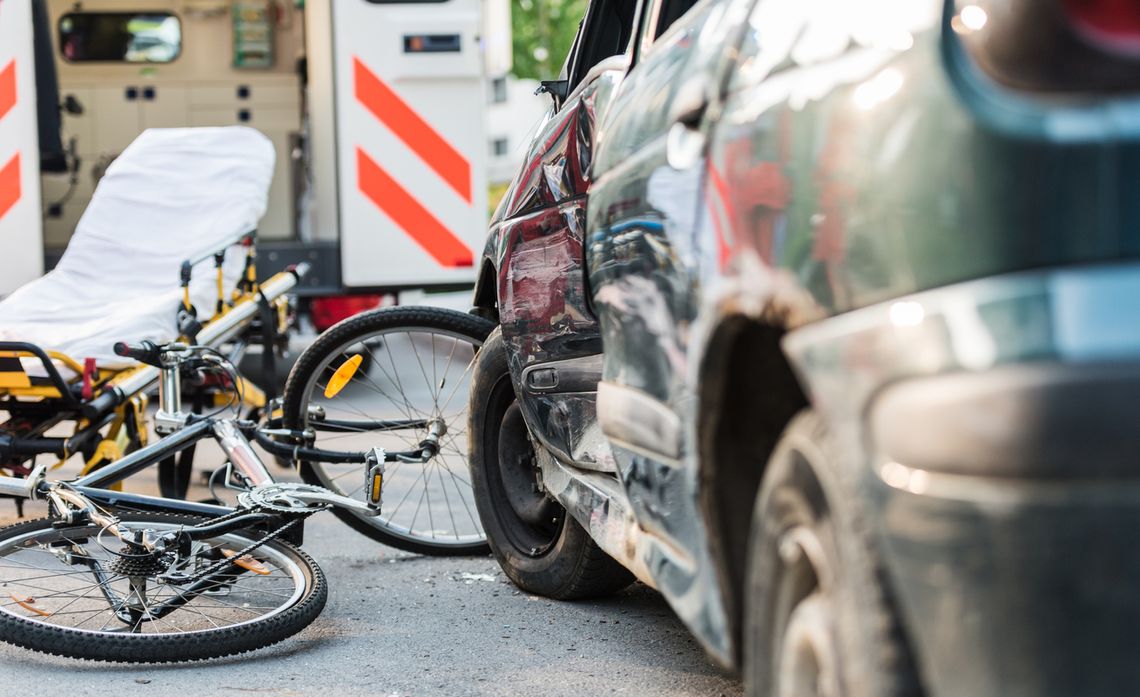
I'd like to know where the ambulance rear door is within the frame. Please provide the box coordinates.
[330,0,487,289]
[0,0,45,295]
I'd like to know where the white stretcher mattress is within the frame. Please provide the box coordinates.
[0,127,274,370]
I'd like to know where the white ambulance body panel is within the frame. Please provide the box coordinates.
[329,0,487,288]
[0,0,45,295]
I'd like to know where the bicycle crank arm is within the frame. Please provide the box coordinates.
[282,489,382,516]
[240,481,383,517]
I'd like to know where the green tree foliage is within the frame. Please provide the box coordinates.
[511,0,588,80]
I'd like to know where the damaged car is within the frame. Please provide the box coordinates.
[469,0,1140,695]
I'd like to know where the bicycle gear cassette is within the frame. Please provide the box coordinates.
[239,483,334,514]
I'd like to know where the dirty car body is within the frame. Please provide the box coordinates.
[475,0,1140,694]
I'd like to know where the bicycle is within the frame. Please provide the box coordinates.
[156,305,493,555]
[0,320,485,662]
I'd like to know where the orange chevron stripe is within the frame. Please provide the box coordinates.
[0,154,21,222]
[354,57,472,204]
[357,149,473,268]
[0,61,15,122]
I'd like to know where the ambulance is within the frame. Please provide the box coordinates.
[0,0,511,301]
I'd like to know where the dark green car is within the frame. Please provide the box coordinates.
[470,1,1140,694]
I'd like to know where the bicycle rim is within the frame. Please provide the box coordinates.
[296,319,487,552]
[0,516,317,659]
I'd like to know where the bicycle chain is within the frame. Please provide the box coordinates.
[162,510,314,585]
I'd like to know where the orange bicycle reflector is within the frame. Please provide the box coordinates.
[324,354,364,399]
[368,462,384,508]
[222,549,272,575]
[9,593,50,616]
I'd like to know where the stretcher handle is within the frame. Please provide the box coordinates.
[113,340,163,368]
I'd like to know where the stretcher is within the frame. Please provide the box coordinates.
[0,127,305,491]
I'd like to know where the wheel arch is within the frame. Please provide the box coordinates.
[696,312,810,666]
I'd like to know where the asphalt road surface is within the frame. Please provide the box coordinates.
[0,321,742,696]
[0,495,741,696]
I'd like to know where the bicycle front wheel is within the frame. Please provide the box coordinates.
[283,306,492,555]
[0,513,326,662]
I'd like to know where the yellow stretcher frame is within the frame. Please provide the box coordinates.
[0,230,304,483]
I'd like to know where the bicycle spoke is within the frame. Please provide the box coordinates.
[0,521,308,639]
[435,354,479,418]
[409,483,429,536]
[407,331,441,415]
[369,339,433,424]
[387,463,430,522]
[293,316,488,549]
[434,462,460,540]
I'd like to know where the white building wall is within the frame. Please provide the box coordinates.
[486,76,549,185]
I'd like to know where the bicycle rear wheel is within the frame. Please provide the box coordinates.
[283,306,492,555]
[0,513,326,662]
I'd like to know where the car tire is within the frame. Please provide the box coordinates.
[743,410,922,697]
[469,328,633,599]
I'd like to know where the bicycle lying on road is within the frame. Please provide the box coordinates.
[0,307,491,662]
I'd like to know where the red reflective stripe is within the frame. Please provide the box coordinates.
[0,154,20,221]
[0,60,15,122]
[707,163,734,266]
[353,58,472,204]
[357,148,473,268]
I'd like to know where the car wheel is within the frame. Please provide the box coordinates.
[744,410,921,697]
[469,328,633,599]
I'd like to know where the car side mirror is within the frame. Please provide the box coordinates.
[669,79,709,129]
[535,79,570,102]
[62,94,85,116]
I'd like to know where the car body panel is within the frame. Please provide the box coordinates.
[707,0,1140,322]
[478,0,1140,686]
[782,262,1140,697]
[584,0,1140,680]
[583,0,754,663]
[698,0,1140,688]
[479,60,627,470]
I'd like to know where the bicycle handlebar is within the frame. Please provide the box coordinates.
[113,340,163,367]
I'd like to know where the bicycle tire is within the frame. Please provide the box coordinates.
[0,513,326,663]
[283,306,493,556]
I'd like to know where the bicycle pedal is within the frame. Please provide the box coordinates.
[366,452,385,510]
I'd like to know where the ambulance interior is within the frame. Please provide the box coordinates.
[39,0,309,264]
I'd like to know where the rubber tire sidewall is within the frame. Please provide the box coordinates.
[468,328,633,599]
[743,411,921,697]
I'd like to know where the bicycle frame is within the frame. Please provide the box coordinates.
[71,418,261,517]
[0,418,263,522]
[0,333,448,537]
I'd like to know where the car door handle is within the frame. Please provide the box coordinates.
[666,79,710,169]
[670,79,709,130]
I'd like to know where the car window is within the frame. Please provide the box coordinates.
[595,0,727,173]
[637,0,702,59]
[569,0,641,90]
[654,0,703,40]
[59,12,181,63]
